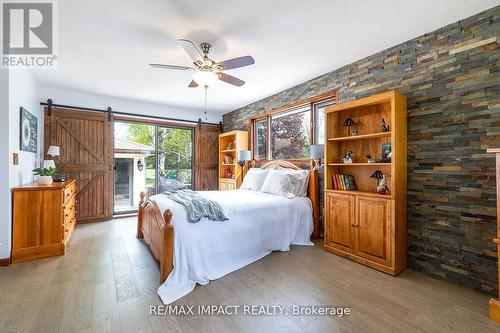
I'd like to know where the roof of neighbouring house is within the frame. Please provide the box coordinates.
[115,138,154,154]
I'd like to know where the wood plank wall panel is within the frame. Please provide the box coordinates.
[44,108,113,223]
[222,6,500,295]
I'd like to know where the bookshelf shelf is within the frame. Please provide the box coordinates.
[221,149,236,153]
[328,132,391,142]
[328,163,392,166]
[325,189,394,199]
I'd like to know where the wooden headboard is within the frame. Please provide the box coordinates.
[259,160,320,239]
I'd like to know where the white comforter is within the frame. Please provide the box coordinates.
[151,189,314,304]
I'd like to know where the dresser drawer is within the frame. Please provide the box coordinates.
[63,215,76,244]
[63,183,77,203]
[63,194,76,225]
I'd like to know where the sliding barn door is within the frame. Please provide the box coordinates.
[194,124,219,190]
[44,108,113,223]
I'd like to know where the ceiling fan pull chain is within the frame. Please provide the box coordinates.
[204,85,208,121]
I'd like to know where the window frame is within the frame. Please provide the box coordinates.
[253,117,268,160]
[312,99,336,145]
[249,90,337,162]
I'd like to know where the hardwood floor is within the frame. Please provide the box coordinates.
[0,217,498,333]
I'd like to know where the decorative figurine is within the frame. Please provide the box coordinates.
[376,175,389,194]
[370,170,389,194]
[342,150,353,164]
[366,154,376,163]
[342,118,356,136]
[381,118,390,132]
[381,143,392,162]
[351,129,359,136]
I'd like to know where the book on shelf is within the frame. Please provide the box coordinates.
[332,173,357,191]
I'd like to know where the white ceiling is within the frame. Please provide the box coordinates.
[31,0,499,116]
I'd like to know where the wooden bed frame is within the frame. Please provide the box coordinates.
[137,160,320,283]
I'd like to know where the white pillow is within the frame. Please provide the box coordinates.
[274,168,310,196]
[240,168,270,191]
[260,169,309,198]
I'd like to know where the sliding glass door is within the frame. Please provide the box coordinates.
[113,121,193,214]
[157,126,194,191]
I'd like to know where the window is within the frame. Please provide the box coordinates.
[270,106,311,160]
[313,100,335,144]
[251,92,335,160]
[254,118,267,160]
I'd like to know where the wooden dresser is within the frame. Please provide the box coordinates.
[11,180,77,263]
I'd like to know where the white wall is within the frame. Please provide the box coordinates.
[0,68,10,260]
[9,70,43,187]
[38,86,224,124]
[0,69,41,259]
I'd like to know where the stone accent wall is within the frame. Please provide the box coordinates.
[223,6,500,295]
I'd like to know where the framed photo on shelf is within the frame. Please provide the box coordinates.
[382,143,392,162]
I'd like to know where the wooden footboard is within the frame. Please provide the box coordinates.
[137,192,174,283]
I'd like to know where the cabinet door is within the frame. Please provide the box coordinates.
[219,181,226,190]
[325,193,354,252]
[355,196,392,265]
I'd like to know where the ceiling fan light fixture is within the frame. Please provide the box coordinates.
[193,71,219,86]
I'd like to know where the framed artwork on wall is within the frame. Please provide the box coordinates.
[19,107,38,153]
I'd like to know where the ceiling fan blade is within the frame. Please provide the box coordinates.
[218,73,245,87]
[188,80,199,88]
[217,56,255,71]
[149,63,192,71]
[178,38,203,62]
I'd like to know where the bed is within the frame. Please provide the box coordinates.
[136,160,319,304]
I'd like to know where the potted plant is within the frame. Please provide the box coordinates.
[32,167,58,185]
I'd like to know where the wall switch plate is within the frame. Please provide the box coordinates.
[13,153,19,165]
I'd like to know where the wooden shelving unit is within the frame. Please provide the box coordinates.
[487,148,500,323]
[324,90,407,276]
[218,130,248,190]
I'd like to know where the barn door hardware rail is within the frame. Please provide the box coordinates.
[41,100,220,127]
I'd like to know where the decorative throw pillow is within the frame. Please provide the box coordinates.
[240,168,270,191]
[274,167,310,196]
[260,169,309,198]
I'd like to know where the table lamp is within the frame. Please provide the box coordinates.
[310,144,324,169]
[238,150,252,180]
[46,145,65,182]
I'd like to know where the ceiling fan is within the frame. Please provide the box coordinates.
[150,39,255,88]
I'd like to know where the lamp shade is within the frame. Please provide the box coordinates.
[43,160,56,168]
[237,150,252,161]
[47,145,60,157]
[310,144,324,159]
